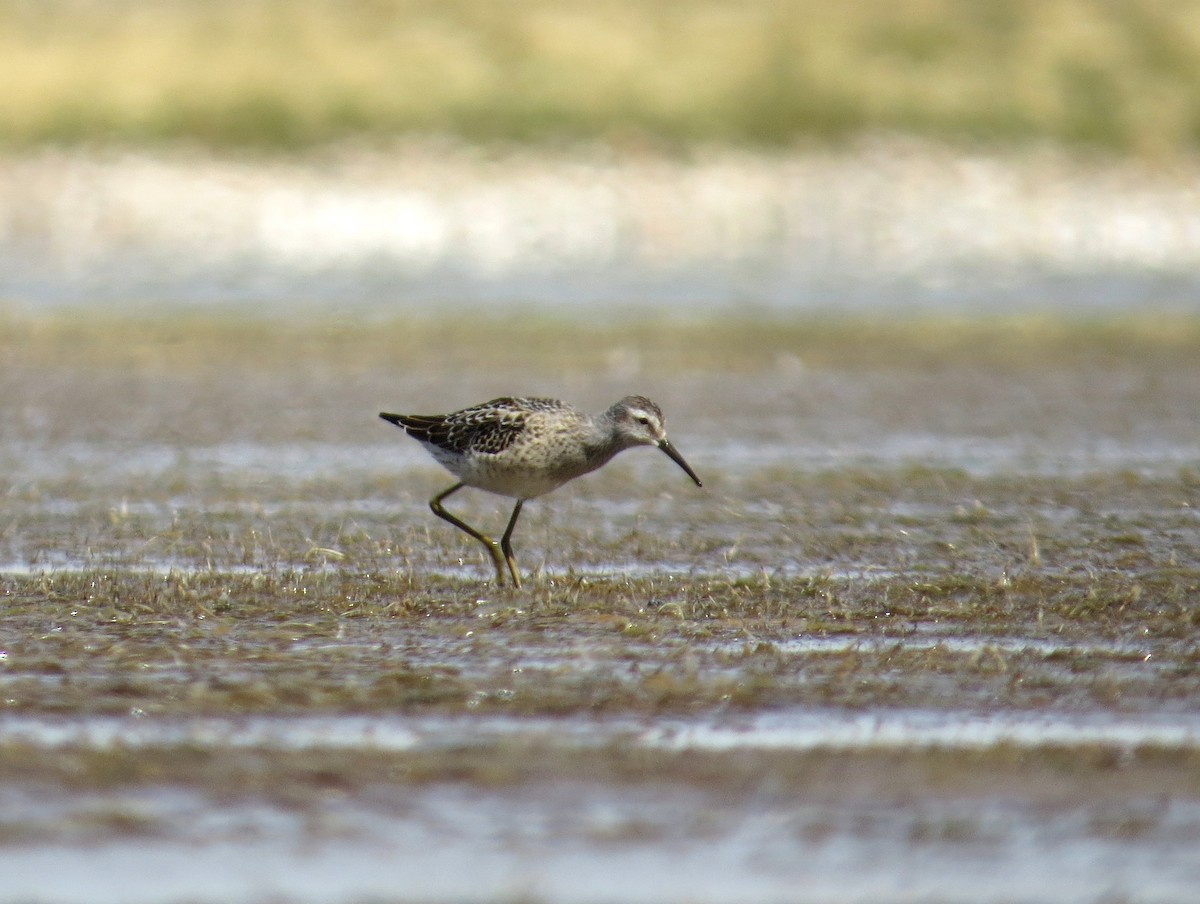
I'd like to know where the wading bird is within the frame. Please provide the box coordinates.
[380,395,702,587]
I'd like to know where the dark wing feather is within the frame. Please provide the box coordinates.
[380,398,532,455]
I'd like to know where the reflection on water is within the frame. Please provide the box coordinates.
[3,141,1200,311]
[3,708,1199,753]
[3,784,1195,904]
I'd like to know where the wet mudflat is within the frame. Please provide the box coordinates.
[2,313,1200,903]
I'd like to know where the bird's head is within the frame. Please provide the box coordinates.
[608,396,702,487]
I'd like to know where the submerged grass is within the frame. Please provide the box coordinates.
[2,0,1200,154]
[0,742,1197,801]
[3,565,1199,717]
[2,308,1199,861]
[2,309,1199,718]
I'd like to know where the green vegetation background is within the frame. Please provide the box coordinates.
[4,0,1200,154]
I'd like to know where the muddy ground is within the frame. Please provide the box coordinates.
[1,313,1199,902]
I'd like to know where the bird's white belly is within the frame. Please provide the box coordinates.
[428,444,589,499]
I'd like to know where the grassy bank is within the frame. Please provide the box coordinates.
[5,309,1200,376]
[2,0,1199,153]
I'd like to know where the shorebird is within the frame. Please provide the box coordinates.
[379,396,702,587]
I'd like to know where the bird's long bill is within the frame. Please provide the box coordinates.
[658,440,703,487]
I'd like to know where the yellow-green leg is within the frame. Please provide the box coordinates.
[429,483,525,588]
[500,499,524,589]
[429,483,507,585]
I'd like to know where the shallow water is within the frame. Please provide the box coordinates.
[2,318,1199,903]
[2,708,1200,904]
[5,789,1196,904]
[1,708,1199,904]
[3,708,1199,755]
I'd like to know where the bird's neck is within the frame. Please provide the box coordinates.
[581,415,630,465]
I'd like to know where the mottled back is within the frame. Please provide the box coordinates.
[385,397,566,456]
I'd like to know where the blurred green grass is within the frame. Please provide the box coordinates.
[5,308,1199,375]
[3,0,1200,153]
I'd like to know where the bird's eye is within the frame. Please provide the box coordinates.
[636,416,651,426]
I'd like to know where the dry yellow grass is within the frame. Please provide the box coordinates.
[2,311,1196,434]
[3,308,1198,377]
[2,0,1199,152]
